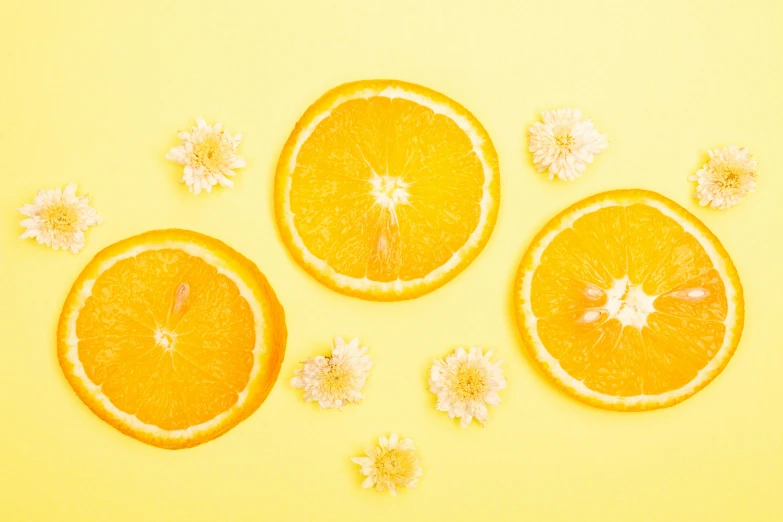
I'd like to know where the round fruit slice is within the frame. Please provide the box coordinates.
[275,79,500,301]
[515,190,743,410]
[58,229,286,448]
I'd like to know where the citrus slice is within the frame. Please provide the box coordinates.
[57,229,286,448]
[515,190,743,410]
[275,79,500,300]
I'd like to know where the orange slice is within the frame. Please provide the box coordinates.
[514,190,743,410]
[57,230,286,448]
[275,80,500,300]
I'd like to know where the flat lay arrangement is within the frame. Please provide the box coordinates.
[3,3,779,521]
[15,78,754,483]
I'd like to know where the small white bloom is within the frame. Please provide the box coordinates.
[429,346,506,428]
[17,183,101,254]
[688,145,757,210]
[290,337,372,409]
[528,108,608,181]
[351,433,422,496]
[166,117,246,195]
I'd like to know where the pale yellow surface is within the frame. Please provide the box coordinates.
[1,1,781,520]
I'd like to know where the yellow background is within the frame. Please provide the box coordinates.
[1,0,781,520]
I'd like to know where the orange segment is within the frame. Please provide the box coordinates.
[57,229,286,448]
[654,269,728,321]
[276,80,499,300]
[537,310,624,380]
[625,202,687,285]
[641,313,726,394]
[572,205,627,280]
[515,190,743,410]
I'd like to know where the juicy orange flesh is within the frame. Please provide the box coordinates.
[289,96,484,282]
[531,204,728,397]
[75,249,255,431]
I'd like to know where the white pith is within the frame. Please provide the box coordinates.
[62,240,267,442]
[518,195,740,407]
[369,172,411,214]
[602,277,657,329]
[281,84,497,296]
[154,329,175,351]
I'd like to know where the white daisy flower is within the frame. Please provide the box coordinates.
[18,183,101,254]
[689,145,757,210]
[290,337,372,409]
[166,117,246,195]
[528,108,608,181]
[429,346,506,428]
[351,433,422,496]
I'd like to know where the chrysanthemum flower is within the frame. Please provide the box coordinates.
[290,337,372,409]
[429,346,506,428]
[689,145,757,210]
[166,117,246,195]
[528,108,608,181]
[352,433,422,496]
[18,183,101,254]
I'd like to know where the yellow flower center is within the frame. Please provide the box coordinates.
[717,166,741,189]
[375,447,417,486]
[193,136,227,171]
[455,364,486,400]
[555,133,575,150]
[41,203,78,232]
[321,360,350,395]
